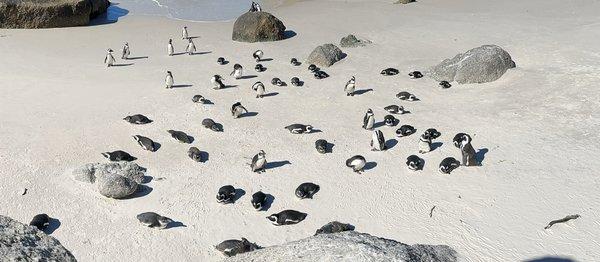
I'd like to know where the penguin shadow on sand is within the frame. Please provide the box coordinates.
[265,160,292,170]
[385,139,398,150]
[525,257,575,262]
[240,112,258,118]
[124,176,154,199]
[125,56,149,60]
[283,30,297,40]
[171,84,193,88]
[431,142,443,151]
[261,92,279,98]
[43,218,61,235]
[190,51,212,55]
[257,58,273,62]
[234,189,246,203]
[373,122,386,129]
[166,220,187,229]
[111,63,134,67]
[238,75,258,80]
[171,52,188,56]
[364,161,378,171]
[262,194,275,211]
[353,88,373,96]
[219,85,239,90]
[476,148,489,165]
[198,151,210,163]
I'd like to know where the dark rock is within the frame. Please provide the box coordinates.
[307,44,345,67]
[340,34,371,47]
[232,11,286,43]
[0,0,110,28]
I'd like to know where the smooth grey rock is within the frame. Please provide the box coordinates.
[0,0,110,28]
[395,0,416,4]
[232,11,286,42]
[340,34,371,47]
[227,231,458,262]
[428,45,516,84]
[307,44,345,67]
[0,215,76,261]
[72,162,146,199]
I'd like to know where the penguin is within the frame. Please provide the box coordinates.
[291,77,301,86]
[344,76,356,96]
[202,118,222,132]
[211,75,225,90]
[121,42,130,60]
[439,81,452,89]
[254,64,265,72]
[271,77,284,86]
[167,130,192,144]
[216,185,236,204]
[215,238,260,257]
[384,105,407,114]
[231,102,248,118]
[217,57,226,65]
[346,155,366,173]
[458,133,477,166]
[396,125,416,137]
[424,128,441,139]
[165,71,174,89]
[136,212,173,229]
[453,133,468,148]
[133,135,157,152]
[186,38,196,55]
[230,64,243,79]
[251,191,267,211]
[284,124,313,134]
[101,150,136,162]
[362,109,375,130]
[439,157,460,174]
[418,133,432,154]
[408,71,423,79]
[167,39,174,56]
[251,150,267,173]
[253,2,262,12]
[104,49,115,67]
[252,50,263,62]
[380,68,399,76]
[188,147,205,162]
[266,210,307,226]
[123,114,152,124]
[252,81,266,98]
[182,26,189,39]
[295,182,320,199]
[192,95,207,103]
[29,214,50,230]
[371,130,386,151]
[396,91,418,101]
[314,71,329,79]
[406,155,423,171]
[290,58,301,66]
[315,139,328,154]
[315,221,355,235]
[308,64,319,73]
[384,115,398,126]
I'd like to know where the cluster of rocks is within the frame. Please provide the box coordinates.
[0,0,110,28]
[72,161,147,199]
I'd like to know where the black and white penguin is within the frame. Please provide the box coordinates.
[396,91,418,101]
[267,210,307,226]
[167,130,192,144]
[439,81,452,89]
[104,49,115,67]
[133,135,157,152]
[396,125,416,137]
[284,124,313,134]
[271,77,284,86]
[192,95,207,103]
[380,68,399,76]
[211,75,225,90]
[384,105,407,114]
[252,50,263,62]
[371,130,386,151]
[424,128,441,139]
[308,64,319,73]
[290,58,301,66]
[406,155,423,171]
[215,238,260,257]
[186,38,196,55]
[165,71,174,89]
[291,77,302,86]
[253,2,262,12]
[384,115,398,126]
[453,133,468,148]
[418,133,432,154]
[231,102,248,118]
[252,81,266,98]
[187,147,206,162]
[344,76,356,96]
[439,157,460,174]
[230,64,243,79]
[121,42,130,60]
[255,64,265,72]
[217,57,226,65]
[295,182,320,199]
[408,71,423,79]
[123,114,152,124]
[216,185,236,204]
[251,150,267,173]
[167,39,174,56]
[456,133,477,166]
[315,221,355,235]
[314,71,329,79]
[251,191,267,211]
[101,150,136,162]
[362,109,375,130]
[202,118,222,132]
[346,155,366,173]
[29,214,50,230]
[136,212,173,229]
[315,139,329,154]
[182,26,189,39]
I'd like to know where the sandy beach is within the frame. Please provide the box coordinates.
[1,0,599,261]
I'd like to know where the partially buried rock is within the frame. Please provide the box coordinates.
[72,162,146,199]
[395,0,416,4]
[307,44,345,67]
[340,34,371,47]
[428,45,516,84]
[232,11,286,43]
[216,238,260,257]
[315,221,355,235]
[0,0,110,29]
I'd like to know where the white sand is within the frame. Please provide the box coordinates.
[1,0,599,261]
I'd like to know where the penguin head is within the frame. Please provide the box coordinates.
[184,26,187,29]
[123,116,131,122]
[107,49,113,53]
[366,108,373,115]
[266,214,279,224]
[258,150,266,157]
[308,64,316,71]
[407,94,417,101]
[169,39,172,43]
[305,125,313,133]
[252,201,263,210]
[157,216,173,228]
[167,71,172,74]
[351,76,355,82]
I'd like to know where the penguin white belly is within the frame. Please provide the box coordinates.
[345,84,355,93]
[168,45,174,55]
[233,70,242,79]
[351,159,366,170]
[257,86,265,96]
[372,134,383,151]
[106,55,115,66]
[255,158,266,169]
[419,139,431,153]
[166,76,174,86]
[366,117,374,129]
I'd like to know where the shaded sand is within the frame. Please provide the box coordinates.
[1,0,599,261]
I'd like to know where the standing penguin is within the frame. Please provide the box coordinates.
[211,75,225,89]
[182,26,189,39]
[231,102,248,118]
[121,42,130,59]
[250,150,267,173]
[371,130,386,151]
[344,76,356,96]
[252,82,266,98]
[253,50,263,62]
[104,49,115,67]
[165,71,174,89]
[457,133,477,166]
[186,38,196,55]
[167,39,174,56]
[418,133,432,154]
[230,64,243,79]
[362,109,375,130]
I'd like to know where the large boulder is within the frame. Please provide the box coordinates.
[0,215,76,261]
[428,45,516,84]
[0,0,110,28]
[72,162,146,199]
[232,11,286,42]
[307,44,345,67]
[227,231,459,261]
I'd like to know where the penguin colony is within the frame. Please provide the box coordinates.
[95,4,483,257]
